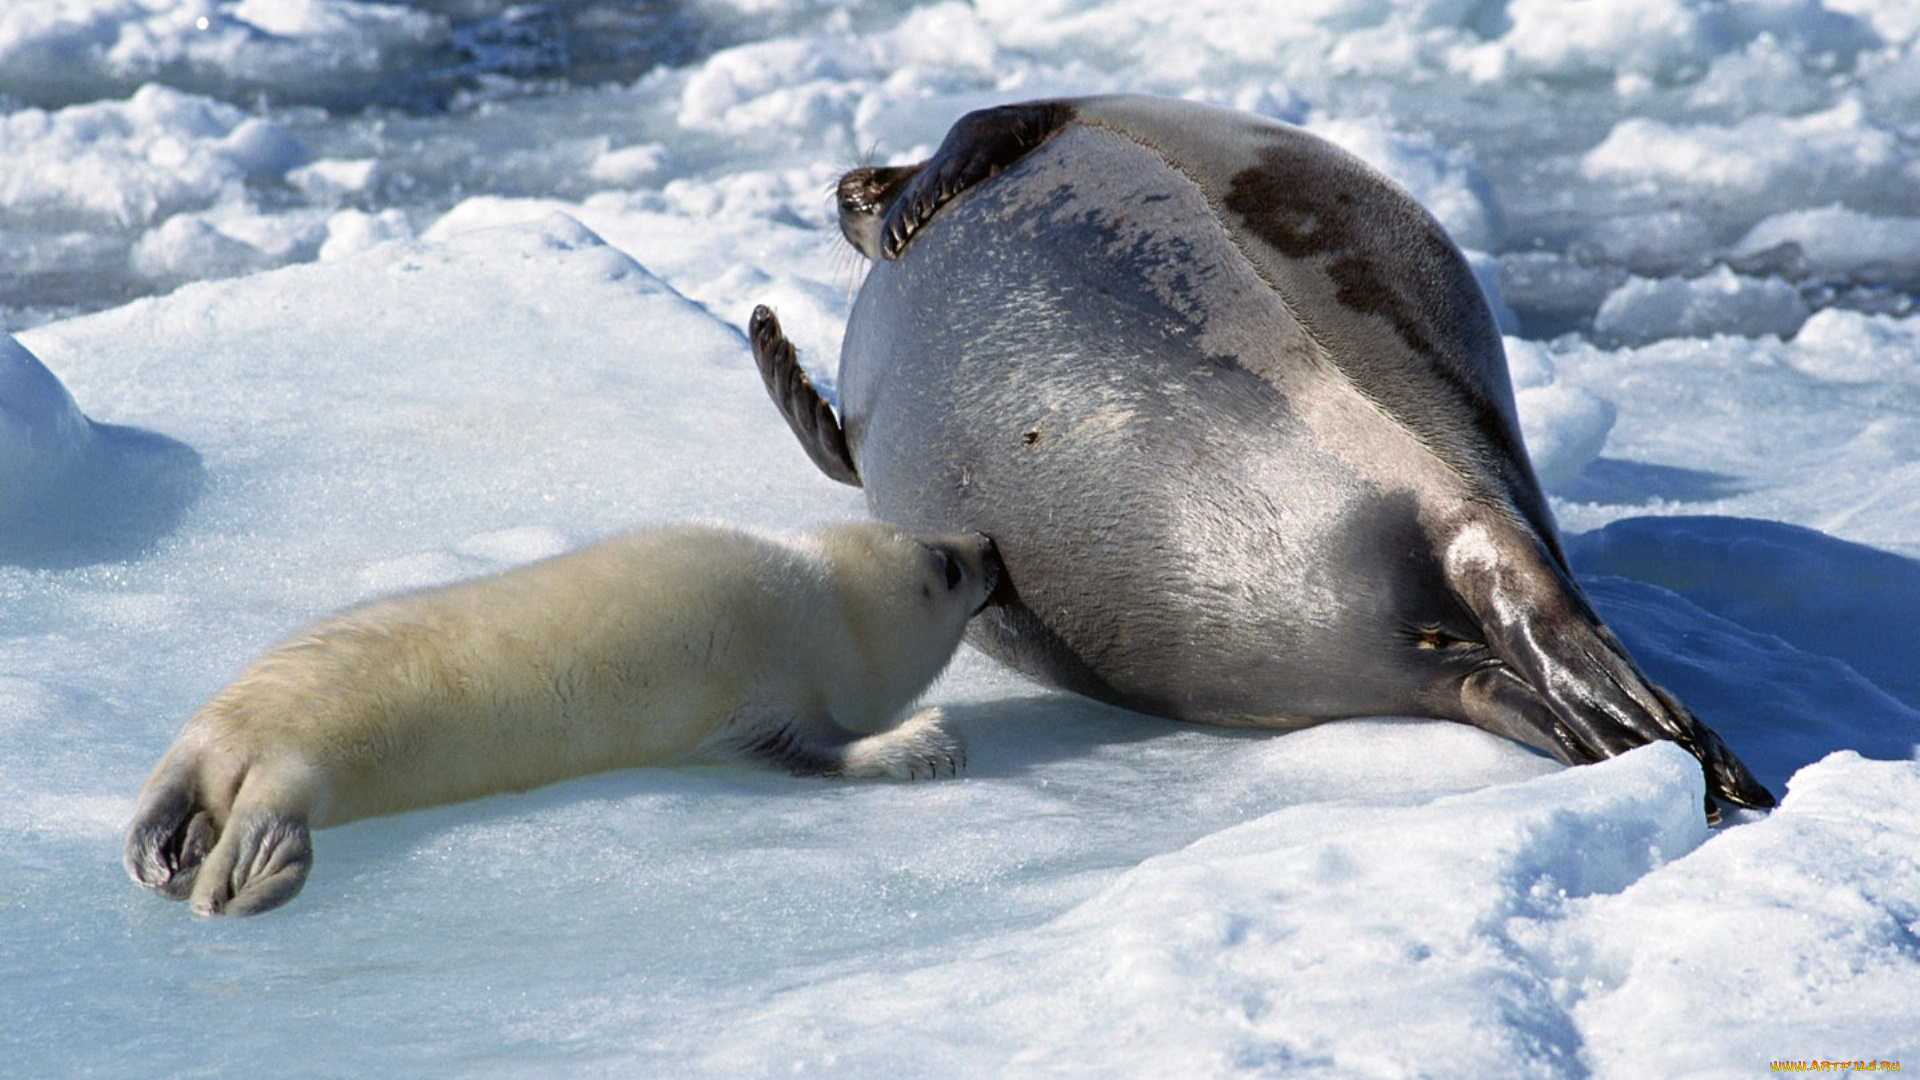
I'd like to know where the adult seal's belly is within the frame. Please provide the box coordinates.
[842,119,1439,721]
[748,94,1774,818]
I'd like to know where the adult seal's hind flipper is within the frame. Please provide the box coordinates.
[749,305,860,487]
[1437,519,1775,819]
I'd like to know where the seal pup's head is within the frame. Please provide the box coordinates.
[807,523,1002,714]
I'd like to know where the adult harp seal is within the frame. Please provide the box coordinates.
[752,95,1772,817]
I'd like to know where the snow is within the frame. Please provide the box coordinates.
[1504,337,1617,487]
[1593,266,1811,345]
[3,0,1918,1076]
[1579,99,1913,208]
[1735,203,1920,283]
[0,84,305,224]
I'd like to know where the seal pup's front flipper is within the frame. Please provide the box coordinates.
[1440,518,1776,820]
[749,305,861,486]
[726,706,966,780]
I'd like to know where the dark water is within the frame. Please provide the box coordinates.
[3,0,1914,334]
[0,1,757,328]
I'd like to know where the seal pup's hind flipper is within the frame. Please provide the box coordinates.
[185,807,314,916]
[124,750,316,915]
[749,305,861,487]
[123,760,215,899]
[1440,518,1776,820]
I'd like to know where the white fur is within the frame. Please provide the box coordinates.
[124,521,995,916]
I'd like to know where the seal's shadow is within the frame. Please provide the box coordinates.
[930,692,1211,780]
[1570,514,1920,795]
[0,422,205,569]
[1553,457,1745,505]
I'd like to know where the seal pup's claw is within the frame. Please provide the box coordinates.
[748,305,861,487]
[840,707,967,780]
[733,706,967,781]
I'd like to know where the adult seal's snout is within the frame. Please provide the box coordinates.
[749,94,1773,819]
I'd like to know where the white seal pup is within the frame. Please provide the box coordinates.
[124,521,1000,916]
[749,95,1773,817]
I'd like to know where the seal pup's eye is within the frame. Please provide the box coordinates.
[921,544,966,593]
[939,549,964,591]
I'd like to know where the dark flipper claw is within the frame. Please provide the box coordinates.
[1652,684,1775,814]
[878,101,1075,259]
[1444,522,1776,823]
[749,305,861,487]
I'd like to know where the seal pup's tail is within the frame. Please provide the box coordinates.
[1438,517,1775,822]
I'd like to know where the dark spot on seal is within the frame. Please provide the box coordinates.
[1222,141,1470,365]
[1221,138,1538,536]
[1022,428,1042,446]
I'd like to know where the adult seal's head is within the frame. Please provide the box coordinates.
[749,94,1773,819]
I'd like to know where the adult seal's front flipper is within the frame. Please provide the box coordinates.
[875,102,1075,259]
[749,305,861,487]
